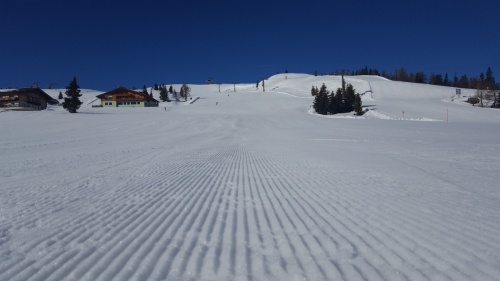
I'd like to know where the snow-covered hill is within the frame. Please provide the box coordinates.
[1,74,499,281]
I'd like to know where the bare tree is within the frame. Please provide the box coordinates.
[181,84,191,101]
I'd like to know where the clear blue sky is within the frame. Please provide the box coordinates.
[1,0,499,90]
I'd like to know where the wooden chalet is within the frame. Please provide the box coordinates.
[96,87,159,107]
[0,87,55,111]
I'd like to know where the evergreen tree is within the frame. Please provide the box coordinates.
[159,85,170,102]
[353,93,363,115]
[415,72,426,83]
[344,83,356,112]
[313,83,329,115]
[458,74,469,88]
[328,88,339,114]
[310,86,318,96]
[485,67,496,89]
[169,85,173,94]
[334,88,344,112]
[443,73,450,86]
[62,76,82,113]
[58,91,63,100]
[429,73,443,85]
[453,73,459,87]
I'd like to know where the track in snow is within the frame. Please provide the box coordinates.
[1,88,500,281]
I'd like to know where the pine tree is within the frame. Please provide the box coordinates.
[485,67,495,89]
[328,88,338,114]
[458,74,469,88]
[415,72,426,83]
[310,86,318,96]
[334,88,344,112]
[159,85,170,102]
[344,83,356,112]
[313,83,329,115]
[58,91,63,100]
[168,85,173,94]
[62,76,82,113]
[353,93,363,115]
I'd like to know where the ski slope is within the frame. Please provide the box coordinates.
[1,74,500,281]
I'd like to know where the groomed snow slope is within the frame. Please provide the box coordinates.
[1,75,500,281]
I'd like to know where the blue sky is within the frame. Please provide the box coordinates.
[1,0,499,90]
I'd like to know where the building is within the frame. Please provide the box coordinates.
[0,87,55,110]
[96,87,159,107]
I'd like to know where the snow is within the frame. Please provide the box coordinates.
[1,74,500,281]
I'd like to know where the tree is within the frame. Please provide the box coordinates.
[313,83,329,115]
[485,67,496,89]
[414,72,427,83]
[328,88,339,114]
[334,88,344,112]
[452,73,459,87]
[181,84,191,101]
[310,86,318,97]
[353,93,363,115]
[443,73,450,86]
[429,73,443,85]
[458,74,469,88]
[344,83,356,112]
[159,85,170,102]
[62,76,82,113]
[58,91,63,100]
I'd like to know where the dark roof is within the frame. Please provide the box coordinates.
[1,87,55,101]
[96,87,159,102]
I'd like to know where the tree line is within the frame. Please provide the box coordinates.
[331,66,498,90]
[312,75,363,116]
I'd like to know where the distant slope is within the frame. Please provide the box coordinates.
[40,74,499,123]
[259,73,499,123]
